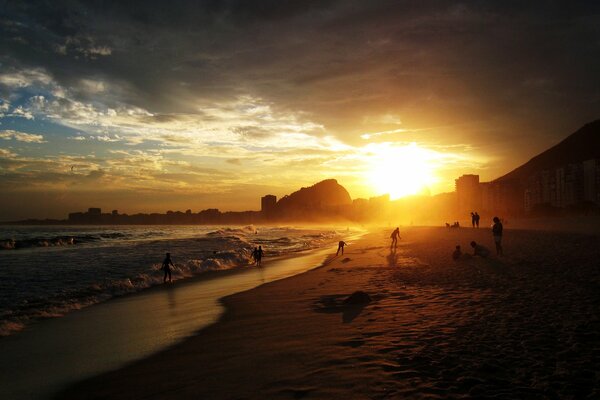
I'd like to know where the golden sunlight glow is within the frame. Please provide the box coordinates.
[366,143,438,199]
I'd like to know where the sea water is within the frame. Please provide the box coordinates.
[0,225,341,337]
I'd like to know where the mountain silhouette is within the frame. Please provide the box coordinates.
[276,179,352,213]
[496,119,600,183]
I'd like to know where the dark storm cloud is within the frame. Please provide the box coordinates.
[1,1,599,144]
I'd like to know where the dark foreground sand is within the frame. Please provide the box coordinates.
[58,227,600,399]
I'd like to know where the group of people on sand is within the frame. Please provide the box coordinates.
[453,216,504,260]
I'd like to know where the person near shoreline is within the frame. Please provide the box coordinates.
[475,212,480,228]
[256,246,264,267]
[251,247,258,265]
[390,227,400,248]
[492,216,504,256]
[336,240,347,256]
[470,241,490,258]
[162,252,175,283]
[471,212,476,228]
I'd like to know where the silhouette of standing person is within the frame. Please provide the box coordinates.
[256,246,264,267]
[492,216,503,255]
[162,252,174,283]
[336,240,347,256]
[251,247,258,265]
[471,212,476,228]
[475,212,480,228]
[390,227,400,248]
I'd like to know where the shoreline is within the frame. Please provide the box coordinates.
[0,224,354,337]
[1,233,360,400]
[57,226,600,399]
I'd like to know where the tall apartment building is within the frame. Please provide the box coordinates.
[261,194,277,217]
[455,174,481,214]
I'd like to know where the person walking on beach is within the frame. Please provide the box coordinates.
[492,216,503,256]
[471,212,476,228]
[336,240,347,256]
[162,252,174,283]
[470,241,490,258]
[390,227,400,248]
[475,212,480,228]
[256,245,264,267]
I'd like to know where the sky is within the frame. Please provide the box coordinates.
[0,1,599,220]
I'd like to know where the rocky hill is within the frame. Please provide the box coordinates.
[276,179,352,211]
[272,179,353,221]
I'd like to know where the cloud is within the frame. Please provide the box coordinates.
[78,79,106,94]
[0,129,45,143]
[0,148,17,158]
[9,106,34,120]
[55,35,112,59]
[360,128,407,140]
[0,68,53,89]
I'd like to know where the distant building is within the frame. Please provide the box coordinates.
[88,208,101,215]
[525,159,599,212]
[481,180,523,216]
[261,195,277,216]
[455,174,481,214]
[583,159,600,203]
[68,212,85,223]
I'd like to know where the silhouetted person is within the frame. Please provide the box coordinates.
[390,227,400,248]
[162,252,174,283]
[336,240,347,256]
[251,247,258,265]
[256,246,264,267]
[492,216,503,255]
[470,241,490,258]
[452,245,462,261]
[471,212,475,228]
[475,212,480,228]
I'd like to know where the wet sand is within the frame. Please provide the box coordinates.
[58,227,600,399]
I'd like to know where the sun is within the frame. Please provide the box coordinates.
[366,143,437,199]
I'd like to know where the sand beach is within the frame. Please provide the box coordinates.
[56,226,600,399]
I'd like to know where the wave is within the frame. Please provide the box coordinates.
[0,232,131,250]
[0,247,255,337]
[206,225,257,236]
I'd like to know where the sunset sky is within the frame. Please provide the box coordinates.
[1,1,599,220]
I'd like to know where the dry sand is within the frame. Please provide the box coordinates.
[58,227,600,399]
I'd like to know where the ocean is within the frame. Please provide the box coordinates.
[0,225,342,337]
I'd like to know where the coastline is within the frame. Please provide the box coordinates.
[57,226,600,399]
[1,233,357,400]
